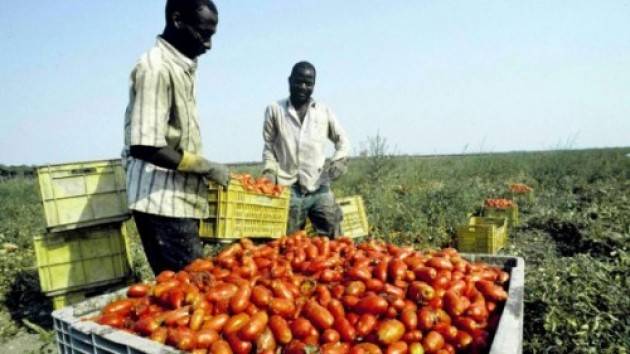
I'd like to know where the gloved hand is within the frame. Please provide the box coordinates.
[206,162,230,187]
[327,158,348,181]
[177,151,230,187]
[262,170,277,184]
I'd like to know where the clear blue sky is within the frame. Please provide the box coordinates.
[1,1,628,165]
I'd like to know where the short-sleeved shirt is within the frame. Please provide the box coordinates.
[262,98,350,192]
[122,37,209,219]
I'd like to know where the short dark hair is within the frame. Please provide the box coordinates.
[165,0,217,23]
[291,61,316,77]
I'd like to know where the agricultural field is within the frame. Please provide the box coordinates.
[0,146,628,353]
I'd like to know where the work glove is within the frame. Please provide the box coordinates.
[327,158,348,181]
[177,151,230,187]
[262,170,277,185]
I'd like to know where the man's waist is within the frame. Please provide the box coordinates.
[291,183,330,197]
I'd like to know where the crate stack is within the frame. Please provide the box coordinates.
[35,160,133,309]
[456,195,525,254]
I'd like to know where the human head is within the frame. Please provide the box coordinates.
[163,0,218,59]
[288,61,316,107]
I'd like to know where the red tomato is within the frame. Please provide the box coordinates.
[195,328,219,349]
[335,317,357,342]
[443,290,471,317]
[322,328,341,343]
[127,284,151,298]
[97,314,125,328]
[203,313,229,332]
[385,341,408,354]
[238,311,268,341]
[400,308,418,331]
[355,295,388,315]
[102,299,135,317]
[269,298,296,318]
[408,342,425,354]
[251,285,272,308]
[321,342,351,354]
[269,315,292,344]
[256,327,277,353]
[376,319,405,345]
[223,313,250,335]
[350,342,383,354]
[422,331,445,353]
[356,313,378,337]
[291,317,316,339]
[303,300,335,329]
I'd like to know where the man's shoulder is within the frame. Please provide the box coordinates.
[133,45,171,76]
[265,98,289,112]
[268,98,288,108]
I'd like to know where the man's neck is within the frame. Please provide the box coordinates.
[161,30,195,60]
[290,98,309,123]
[289,97,309,122]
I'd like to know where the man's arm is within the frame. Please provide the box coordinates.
[127,64,228,185]
[130,145,181,169]
[262,105,280,177]
[327,108,350,161]
[127,63,175,164]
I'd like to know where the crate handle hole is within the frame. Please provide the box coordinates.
[70,168,97,174]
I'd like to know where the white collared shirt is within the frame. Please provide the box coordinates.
[262,98,350,192]
[122,37,209,218]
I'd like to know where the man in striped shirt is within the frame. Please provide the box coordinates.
[122,0,227,274]
[262,61,350,237]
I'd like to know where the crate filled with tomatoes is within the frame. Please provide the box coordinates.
[508,183,534,203]
[200,174,291,241]
[52,234,524,354]
[482,199,519,227]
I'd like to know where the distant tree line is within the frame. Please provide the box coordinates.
[0,165,35,180]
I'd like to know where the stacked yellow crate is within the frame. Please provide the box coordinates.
[35,160,132,309]
[456,216,508,254]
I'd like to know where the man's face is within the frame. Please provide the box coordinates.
[289,67,316,106]
[180,6,218,58]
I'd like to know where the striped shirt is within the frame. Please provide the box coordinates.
[122,37,209,219]
[262,98,350,192]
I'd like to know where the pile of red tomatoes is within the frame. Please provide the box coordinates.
[95,234,510,354]
[484,199,514,209]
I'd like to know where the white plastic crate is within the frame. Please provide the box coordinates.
[52,255,524,354]
[463,254,525,354]
[52,288,181,354]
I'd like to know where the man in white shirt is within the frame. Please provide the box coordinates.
[261,61,350,237]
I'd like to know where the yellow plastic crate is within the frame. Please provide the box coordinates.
[305,195,370,238]
[51,291,86,310]
[37,159,129,232]
[456,216,507,254]
[338,196,370,238]
[199,179,291,240]
[34,223,132,295]
[483,203,519,227]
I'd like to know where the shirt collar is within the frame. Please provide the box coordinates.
[156,36,198,74]
[285,97,317,110]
